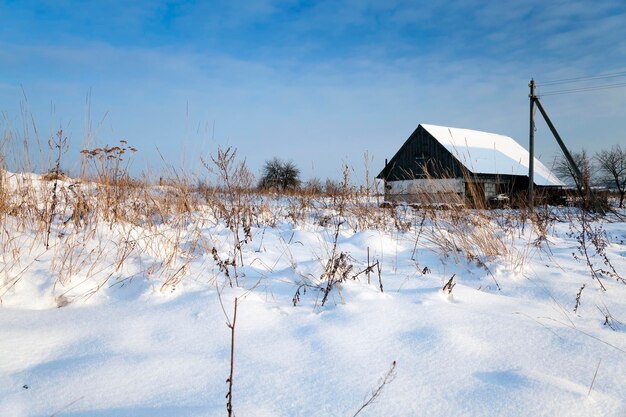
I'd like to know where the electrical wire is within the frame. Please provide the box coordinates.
[537,70,626,86]
[538,81,626,97]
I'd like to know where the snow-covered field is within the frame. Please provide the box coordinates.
[1,173,625,417]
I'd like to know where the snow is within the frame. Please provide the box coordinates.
[421,124,565,186]
[1,177,626,417]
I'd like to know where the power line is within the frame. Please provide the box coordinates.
[538,81,626,96]
[536,70,626,86]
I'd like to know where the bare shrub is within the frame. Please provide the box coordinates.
[203,147,255,287]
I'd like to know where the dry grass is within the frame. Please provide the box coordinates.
[1,114,624,306]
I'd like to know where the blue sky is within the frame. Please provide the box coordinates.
[1,0,626,181]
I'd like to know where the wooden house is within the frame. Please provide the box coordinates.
[376,124,564,205]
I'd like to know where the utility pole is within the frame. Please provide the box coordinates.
[526,79,604,214]
[528,79,536,210]
[533,99,584,184]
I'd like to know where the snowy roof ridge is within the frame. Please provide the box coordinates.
[420,124,564,186]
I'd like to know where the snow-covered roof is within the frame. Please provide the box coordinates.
[421,124,564,186]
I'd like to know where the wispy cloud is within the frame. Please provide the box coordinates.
[1,0,625,179]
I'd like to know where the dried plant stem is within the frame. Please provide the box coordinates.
[442,274,456,294]
[226,297,238,417]
[352,360,397,417]
[578,213,607,291]
[587,359,601,397]
[367,247,370,285]
[574,284,585,313]
[45,130,67,249]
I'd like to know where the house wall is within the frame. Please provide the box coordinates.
[384,174,525,205]
[386,178,464,194]
[385,178,465,204]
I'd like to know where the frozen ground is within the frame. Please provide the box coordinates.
[1,184,625,416]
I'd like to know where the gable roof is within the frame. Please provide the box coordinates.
[408,124,564,186]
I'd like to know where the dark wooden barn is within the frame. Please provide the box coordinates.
[377,124,564,205]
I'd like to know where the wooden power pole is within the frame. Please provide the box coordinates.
[527,78,604,214]
[528,79,536,209]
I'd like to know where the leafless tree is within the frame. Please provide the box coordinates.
[553,150,593,197]
[258,157,301,192]
[595,145,626,208]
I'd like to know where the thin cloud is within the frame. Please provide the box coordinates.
[0,0,625,180]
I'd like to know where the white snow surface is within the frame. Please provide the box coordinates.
[1,189,626,416]
[421,124,565,186]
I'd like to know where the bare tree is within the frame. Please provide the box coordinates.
[553,150,593,197]
[258,157,300,192]
[595,145,626,208]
